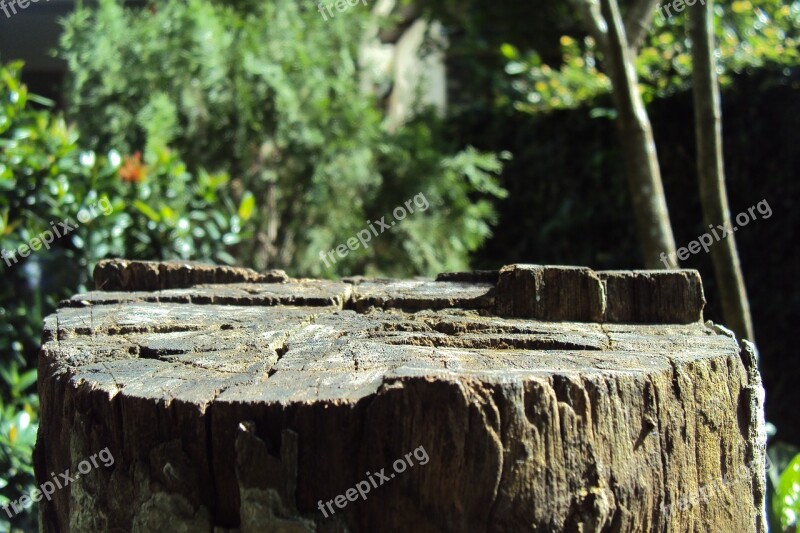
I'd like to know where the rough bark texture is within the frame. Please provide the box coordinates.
[35,260,766,532]
[689,0,754,342]
[92,259,289,291]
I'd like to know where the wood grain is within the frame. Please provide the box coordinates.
[35,261,766,532]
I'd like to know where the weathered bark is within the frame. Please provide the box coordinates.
[689,0,754,342]
[35,260,766,532]
[572,0,678,269]
[92,258,289,291]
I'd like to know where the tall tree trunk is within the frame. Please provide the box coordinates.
[574,0,678,269]
[689,0,754,341]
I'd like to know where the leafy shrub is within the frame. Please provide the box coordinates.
[0,363,37,531]
[1,59,250,271]
[59,0,507,277]
[0,59,253,527]
[503,0,800,113]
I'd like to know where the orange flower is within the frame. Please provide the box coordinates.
[119,151,147,183]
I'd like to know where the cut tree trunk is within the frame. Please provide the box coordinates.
[35,260,766,532]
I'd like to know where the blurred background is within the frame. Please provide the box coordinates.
[0,0,797,530]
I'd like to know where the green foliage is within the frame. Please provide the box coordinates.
[1,60,248,271]
[59,0,506,277]
[774,453,800,531]
[0,58,252,526]
[366,131,510,276]
[1,61,96,267]
[505,0,800,113]
[418,0,580,117]
[503,36,612,112]
[109,146,251,265]
[0,363,38,531]
[0,73,92,526]
[0,364,38,489]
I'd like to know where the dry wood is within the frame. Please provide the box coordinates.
[35,260,766,532]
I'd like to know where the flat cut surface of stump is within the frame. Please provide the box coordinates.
[35,261,767,532]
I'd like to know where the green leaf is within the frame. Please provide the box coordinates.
[27,93,55,108]
[15,369,37,395]
[774,453,800,531]
[500,43,519,60]
[238,192,256,222]
[133,200,162,223]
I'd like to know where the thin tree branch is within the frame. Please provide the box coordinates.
[599,0,678,267]
[570,0,610,53]
[689,0,754,341]
[624,0,661,50]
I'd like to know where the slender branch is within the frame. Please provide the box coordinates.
[689,0,754,341]
[624,0,661,50]
[571,0,678,266]
[570,0,610,53]
[599,0,635,116]
[600,0,678,267]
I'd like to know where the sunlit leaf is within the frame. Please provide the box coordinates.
[238,192,256,222]
[133,200,161,223]
[774,453,800,531]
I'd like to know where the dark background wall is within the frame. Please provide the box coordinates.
[0,0,145,103]
[0,0,73,102]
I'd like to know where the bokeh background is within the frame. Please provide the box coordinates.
[1,0,798,530]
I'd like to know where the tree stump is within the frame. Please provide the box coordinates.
[35,260,767,532]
